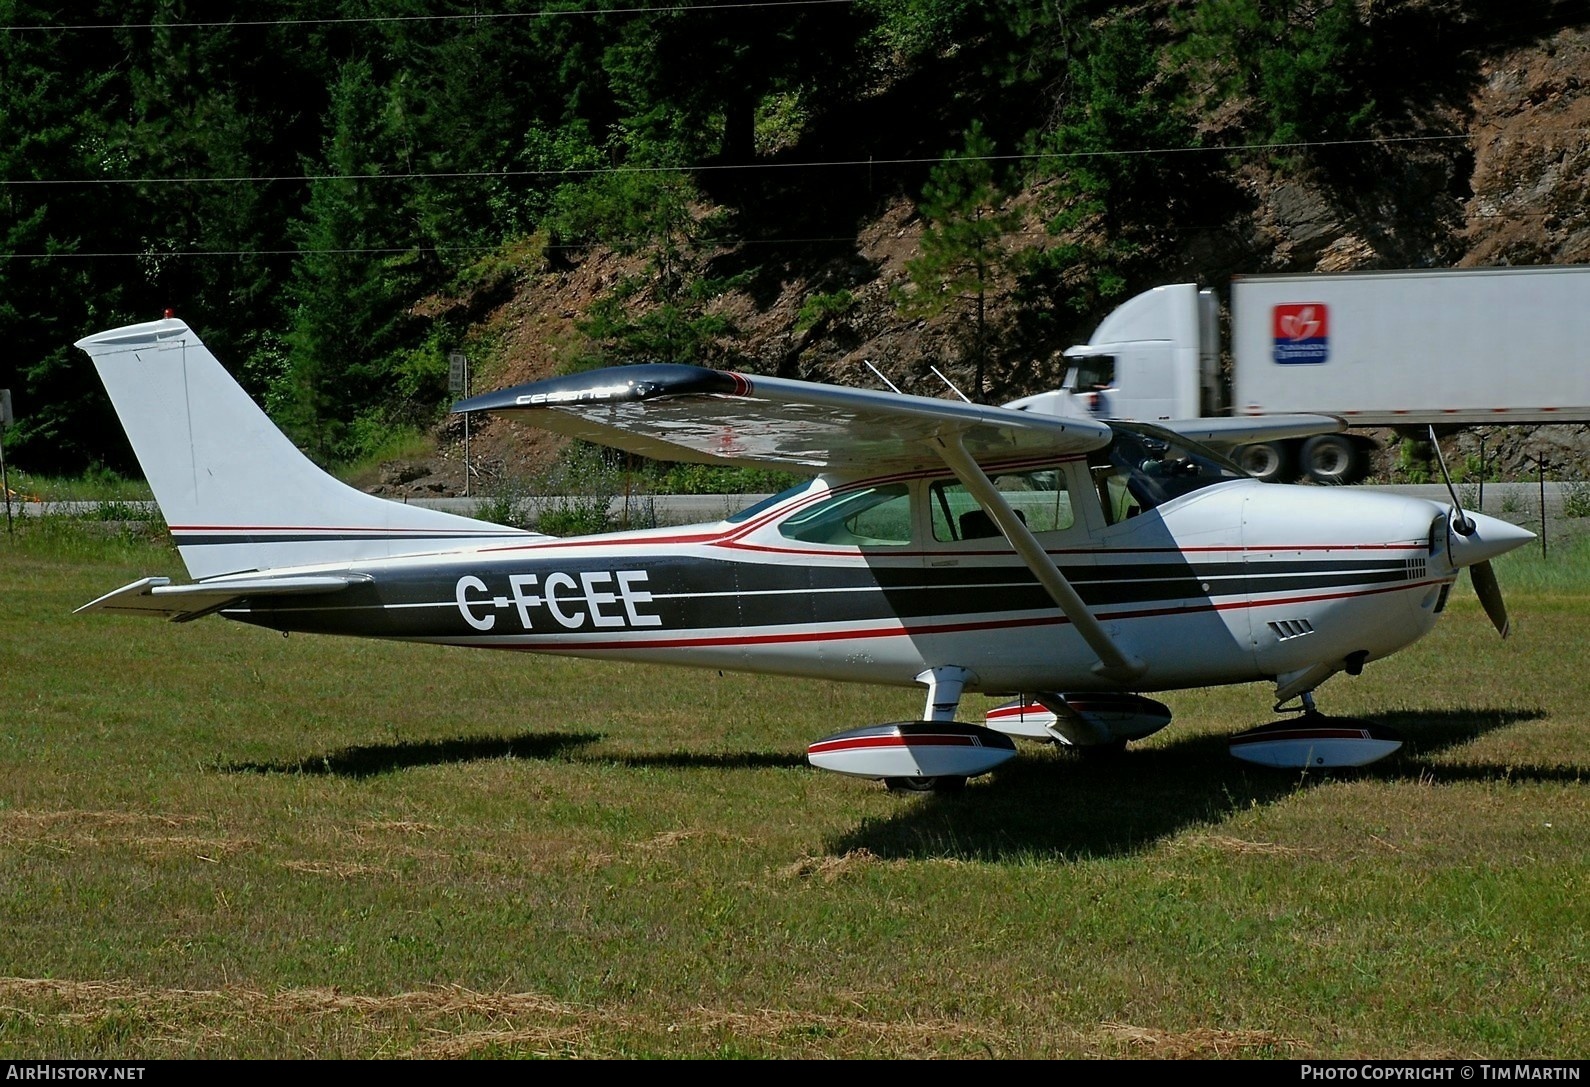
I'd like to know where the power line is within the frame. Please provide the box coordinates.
[5,198,1538,262]
[0,236,881,260]
[0,0,860,33]
[0,133,1475,189]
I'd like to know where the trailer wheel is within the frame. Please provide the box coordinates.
[1301,434,1363,485]
[1235,442,1297,483]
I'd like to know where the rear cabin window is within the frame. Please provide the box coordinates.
[930,468,1074,542]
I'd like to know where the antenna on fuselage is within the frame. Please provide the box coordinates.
[930,365,973,404]
[863,359,903,395]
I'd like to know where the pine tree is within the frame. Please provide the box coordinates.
[0,1,135,472]
[282,58,413,461]
[903,123,1020,399]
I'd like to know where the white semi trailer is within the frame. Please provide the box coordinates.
[1050,265,1590,483]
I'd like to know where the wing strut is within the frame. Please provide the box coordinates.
[934,432,1146,682]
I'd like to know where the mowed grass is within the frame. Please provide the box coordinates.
[0,520,1586,1059]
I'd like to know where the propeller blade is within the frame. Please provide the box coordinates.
[1470,559,1510,639]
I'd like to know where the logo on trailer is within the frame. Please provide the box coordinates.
[1272,303,1329,364]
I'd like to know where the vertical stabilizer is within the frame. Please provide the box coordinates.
[76,318,538,578]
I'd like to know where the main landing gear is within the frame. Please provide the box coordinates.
[805,667,1018,793]
[884,774,966,794]
[880,667,976,793]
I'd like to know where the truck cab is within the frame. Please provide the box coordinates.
[1056,284,1219,423]
[1059,282,1370,485]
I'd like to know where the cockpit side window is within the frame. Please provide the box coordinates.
[776,483,913,546]
[930,467,1075,542]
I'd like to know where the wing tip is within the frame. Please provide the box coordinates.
[75,318,193,353]
[453,363,738,415]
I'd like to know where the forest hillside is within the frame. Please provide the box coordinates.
[2,1,1586,488]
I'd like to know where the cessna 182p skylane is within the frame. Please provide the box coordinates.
[76,317,1534,791]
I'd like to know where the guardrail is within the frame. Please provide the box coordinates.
[10,493,777,527]
[13,485,1585,520]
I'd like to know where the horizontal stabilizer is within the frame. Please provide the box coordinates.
[76,574,366,623]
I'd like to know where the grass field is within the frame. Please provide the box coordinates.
[1,517,1586,1059]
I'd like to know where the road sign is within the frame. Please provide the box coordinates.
[448,352,468,394]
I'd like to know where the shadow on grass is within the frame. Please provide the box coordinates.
[220,707,1569,861]
[1379,707,1548,755]
[1388,705,1585,785]
[825,706,1557,862]
[601,751,812,771]
[224,731,607,778]
[224,731,811,778]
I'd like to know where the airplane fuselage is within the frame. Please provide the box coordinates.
[220,471,1457,698]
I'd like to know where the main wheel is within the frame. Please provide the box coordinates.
[1235,442,1297,483]
[1075,738,1129,760]
[884,775,966,794]
[1301,434,1364,485]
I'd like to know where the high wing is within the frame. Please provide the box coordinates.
[453,364,1115,474]
[457,363,1145,680]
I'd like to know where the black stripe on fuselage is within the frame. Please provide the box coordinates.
[227,551,1419,639]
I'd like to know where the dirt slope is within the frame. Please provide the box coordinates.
[370,21,1590,499]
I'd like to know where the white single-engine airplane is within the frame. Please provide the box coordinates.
[76,318,1534,791]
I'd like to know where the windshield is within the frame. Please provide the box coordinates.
[725,479,819,523]
[775,483,913,546]
[1089,422,1247,522]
